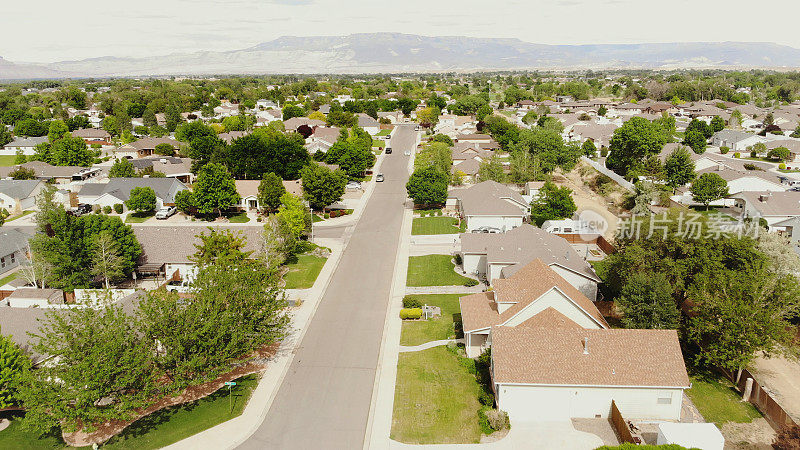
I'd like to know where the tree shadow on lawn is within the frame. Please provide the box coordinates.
[453,313,463,339]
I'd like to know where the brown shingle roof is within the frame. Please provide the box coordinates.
[491,326,690,388]
[133,226,265,265]
[448,181,527,217]
[459,259,607,332]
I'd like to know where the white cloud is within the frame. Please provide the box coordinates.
[1,0,799,62]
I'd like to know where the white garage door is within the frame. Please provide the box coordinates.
[499,386,572,421]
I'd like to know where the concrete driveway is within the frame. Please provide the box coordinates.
[238,125,418,449]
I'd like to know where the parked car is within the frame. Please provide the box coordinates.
[376,174,384,182]
[414,125,420,131]
[383,134,392,140]
[68,203,92,217]
[346,181,362,190]
[385,147,392,154]
[155,206,177,219]
[166,279,192,293]
[472,226,501,234]
[404,150,411,156]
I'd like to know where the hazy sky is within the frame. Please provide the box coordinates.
[4,0,800,62]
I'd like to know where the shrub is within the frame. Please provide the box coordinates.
[734,152,740,158]
[600,146,609,157]
[403,297,422,309]
[485,409,510,431]
[720,146,729,154]
[92,204,101,213]
[464,278,479,287]
[399,308,422,320]
[102,205,112,214]
[454,254,463,265]
[113,203,124,214]
[750,150,757,158]
[478,389,494,406]
[436,210,442,216]
[780,163,787,170]
[477,407,494,434]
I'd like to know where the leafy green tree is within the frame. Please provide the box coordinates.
[109,158,136,178]
[597,105,607,116]
[522,111,538,125]
[191,228,252,266]
[9,167,36,180]
[258,172,287,212]
[686,118,713,139]
[417,107,440,128]
[710,116,725,132]
[581,140,597,157]
[174,189,194,215]
[17,305,155,433]
[14,150,26,165]
[415,142,452,175]
[142,106,157,128]
[138,255,288,391]
[125,187,157,213]
[301,164,347,209]
[478,156,506,182]
[607,117,666,177]
[406,166,448,206]
[691,173,728,209]
[223,130,310,180]
[282,104,305,120]
[430,134,454,146]
[47,120,69,142]
[476,104,493,121]
[0,127,13,147]
[683,129,707,154]
[276,193,310,240]
[90,232,125,289]
[397,98,418,116]
[687,266,798,372]
[165,104,183,132]
[193,163,240,216]
[768,147,791,161]
[508,149,538,184]
[0,328,30,408]
[511,127,568,174]
[664,146,696,190]
[154,143,174,156]
[530,181,577,226]
[617,272,680,329]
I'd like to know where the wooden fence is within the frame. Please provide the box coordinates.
[554,233,617,255]
[723,368,798,430]
[610,400,635,444]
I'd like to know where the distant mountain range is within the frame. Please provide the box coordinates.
[3,33,800,79]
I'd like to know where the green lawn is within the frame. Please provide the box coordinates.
[411,217,464,235]
[407,255,476,287]
[686,374,762,426]
[125,211,155,223]
[0,155,18,166]
[0,271,19,286]
[376,129,391,137]
[312,214,325,222]
[7,210,34,222]
[283,253,328,289]
[391,346,483,444]
[401,294,467,346]
[0,375,258,450]
[226,212,250,223]
[372,139,386,148]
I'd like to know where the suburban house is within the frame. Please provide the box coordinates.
[71,128,112,145]
[459,224,600,299]
[0,161,99,184]
[357,114,381,135]
[1,136,47,156]
[115,137,182,159]
[711,130,764,152]
[447,181,529,232]
[0,179,44,214]
[730,191,800,228]
[451,158,481,183]
[235,180,261,211]
[129,157,194,184]
[455,133,492,144]
[460,259,690,422]
[283,117,325,133]
[218,131,249,144]
[133,226,264,283]
[0,228,31,277]
[5,288,64,308]
[77,178,188,210]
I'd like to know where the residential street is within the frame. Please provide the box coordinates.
[239,125,417,449]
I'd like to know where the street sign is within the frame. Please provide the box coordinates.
[225,381,237,386]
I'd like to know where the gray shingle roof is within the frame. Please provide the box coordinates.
[0,179,41,199]
[0,228,32,257]
[94,178,187,203]
[133,226,266,265]
[449,181,528,217]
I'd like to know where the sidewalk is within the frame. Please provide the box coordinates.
[405,285,485,295]
[398,339,462,353]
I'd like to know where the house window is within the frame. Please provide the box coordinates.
[657,391,672,405]
[1,257,5,268]
[9,253,14,264]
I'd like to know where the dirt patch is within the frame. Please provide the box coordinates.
[721,418,775,449]
[63,343,278,446]
[479,427,509,443]
[552,164,624,240]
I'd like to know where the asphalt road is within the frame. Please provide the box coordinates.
[239,125,416,449]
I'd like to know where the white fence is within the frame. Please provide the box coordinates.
[581,156,635,192]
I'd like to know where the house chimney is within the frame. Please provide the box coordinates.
[760,193,771,202]
[583,337,589,355]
